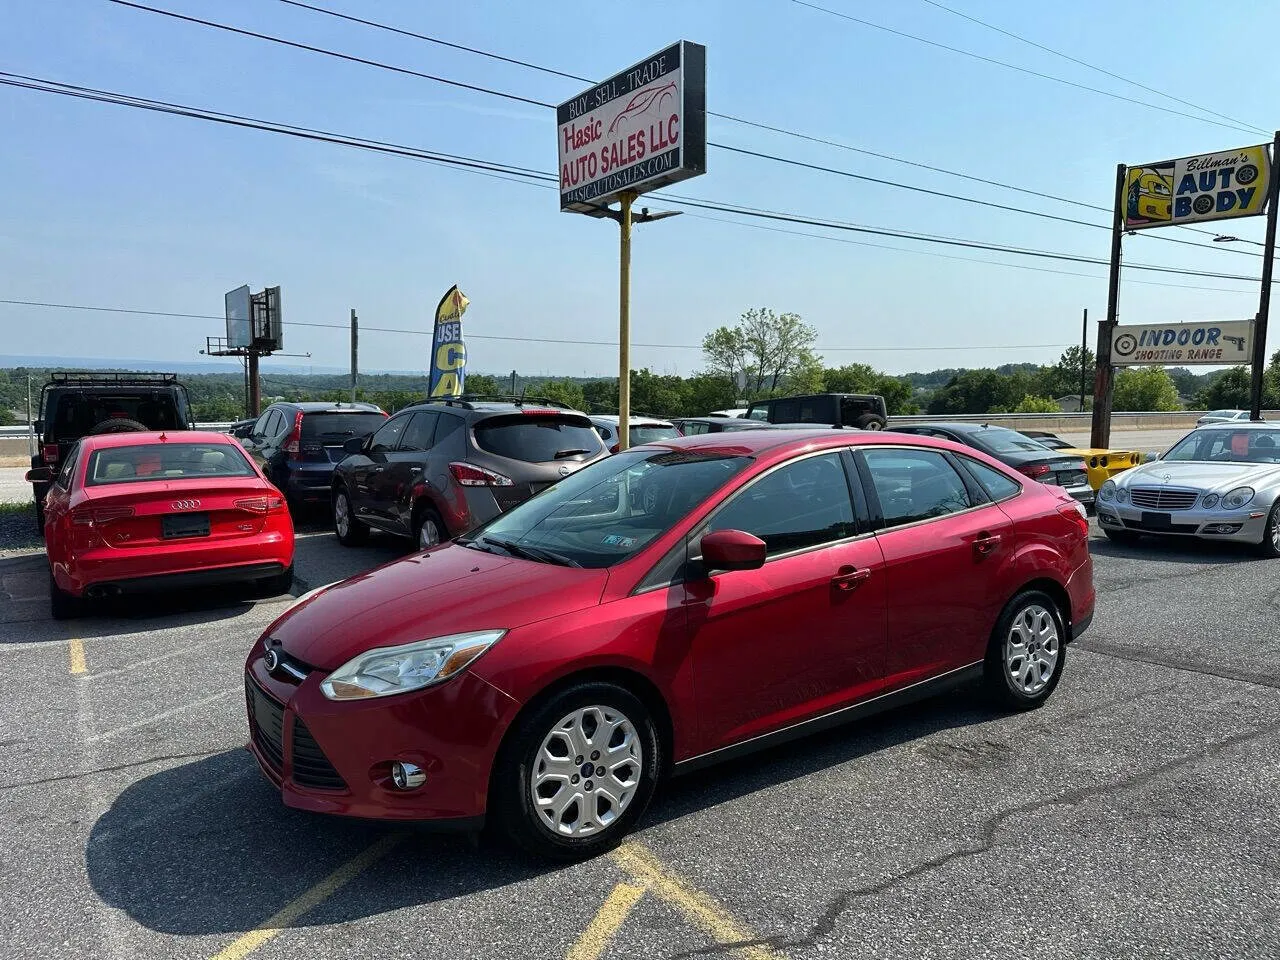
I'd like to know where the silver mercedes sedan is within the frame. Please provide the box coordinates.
[1096,422,1280,556]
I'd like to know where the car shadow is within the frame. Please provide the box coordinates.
[1088,532,1264,564]
[86,686,996,936]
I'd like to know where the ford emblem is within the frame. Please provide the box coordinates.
[263,647,280,672]
[558,464,572,477]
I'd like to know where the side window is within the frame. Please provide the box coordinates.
[369,415,410,454]
[55,444,79,489]
[863,448,972,528]
[400,412,440,452]
[705,452,856,556]
[745,407,769,422]
[771,399,799,422]
[959,456,1022,502]
[252,410,274,437]
[682,421,708,436]
[434,414,464,448]
[264,410,286,439]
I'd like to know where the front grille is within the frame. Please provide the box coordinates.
[291,720,347,791]
[1130,487,1199,510]
[246,679,285,774]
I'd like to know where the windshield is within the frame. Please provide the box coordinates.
[474,415,604,462]
[969,427,1057,455]
[630,425,679,444]
[301,412,386,440]
[86,442,256,485]
[464,449,750,568]
[1163,428,1280,464]
[51,392,183,439]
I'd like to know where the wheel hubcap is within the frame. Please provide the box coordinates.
[1270,507,1280,549]
[1005,603,1059,696]
[419,519,439,549]
[530,706,642,838]
[334,495,349,537]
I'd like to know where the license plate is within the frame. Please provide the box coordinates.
[162,512,210,539]
[1141,511,1173,529]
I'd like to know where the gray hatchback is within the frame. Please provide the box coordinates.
[331,397,609,550]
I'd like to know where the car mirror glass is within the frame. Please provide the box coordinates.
[25,467,53,484]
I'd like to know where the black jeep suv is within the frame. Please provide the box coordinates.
[744,392,889,430]
[330,396,608,550]
[29,372,195,530]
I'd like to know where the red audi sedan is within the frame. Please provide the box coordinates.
[32,431,294,619]
[245,430,1093,859]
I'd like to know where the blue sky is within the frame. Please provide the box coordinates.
[1,0,1277,378]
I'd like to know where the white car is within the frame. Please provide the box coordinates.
[1097,422,1280,556]
[588,415,680,453]
[1196,409,1255,425]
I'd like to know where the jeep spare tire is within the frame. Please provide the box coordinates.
[89,418,149,435]
[854,414,887,430]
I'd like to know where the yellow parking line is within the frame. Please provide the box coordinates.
[567,881,646,960]
[209,833,401,960]
[611,842,782,960]
[68,638,86,675]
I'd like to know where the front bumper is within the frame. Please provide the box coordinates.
[1096,501,1269,543]
[244,650,520,823]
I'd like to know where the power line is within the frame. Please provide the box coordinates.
[914,0,1264,132]
[107,0,1262,261]
[2,72,1268,288]
[0,299,1072,352]
[789,0,1269,137]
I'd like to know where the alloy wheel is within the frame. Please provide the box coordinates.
[1271,504,1280,550]
[418,517,440,549]
[530,706,642,838]
[1005,603,1059,697]
[334,494,350,537]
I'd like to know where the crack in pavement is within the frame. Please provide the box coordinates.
[669,717,1280,958]
[1074,639,1280,690]
[0,749,226,791]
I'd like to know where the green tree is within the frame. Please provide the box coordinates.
[701,307,820,398]
[533,379,587,411]
[1040,346,1095,401]
[681,372,738,414]
[927,369,1037,414]
[824,363,918,415]
[582,379,619,413]
[1195,367,1251,409]
[630,368,686,418]
[464,373,501,396]
[1012,395,1062,413]
[1113,367,1181,411]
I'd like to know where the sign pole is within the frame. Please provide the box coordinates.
[1091,163,1126,448]
[1250,130,1280,421]
[350,309,359,403]
[617,191,636,451]
[1080,307,1088,411]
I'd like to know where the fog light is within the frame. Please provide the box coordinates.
[391,761,426,790]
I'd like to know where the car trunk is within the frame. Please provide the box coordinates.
[999,450,1089,487]
[299,411,387,463]
[76,480,283,548]
[472,413,604,512]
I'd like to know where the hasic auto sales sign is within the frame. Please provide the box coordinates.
[558,41,706,213]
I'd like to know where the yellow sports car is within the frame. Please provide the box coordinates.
[1022,432,1142,490]
[1127,170,1172,223]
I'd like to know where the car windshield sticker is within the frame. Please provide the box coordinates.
[602,534,637,548]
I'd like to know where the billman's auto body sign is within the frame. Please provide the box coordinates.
[558,41,706,213]
[1123,143,1273,231]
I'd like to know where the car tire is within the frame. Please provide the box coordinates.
[88,418,149,435]
[412,505,446,552]
[1103,527,1139,545]
[982,590,1066,711]
[49,569,82,621]
[854,414,887,430]
[1255,500,1280,559]
[332,487,368,546]
[259,565,295,596]
[493,682,661,861]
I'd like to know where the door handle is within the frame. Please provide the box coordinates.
[372,466,385,474]
[831,565,872,592]
[972,533,1002,557]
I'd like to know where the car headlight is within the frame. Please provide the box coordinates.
[1099,480,1115,501]
[320,630,506,700]
[1222,487,1255,510]
[1201,493,1220,509]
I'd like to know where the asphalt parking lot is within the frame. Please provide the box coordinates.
[3,463,1280,959]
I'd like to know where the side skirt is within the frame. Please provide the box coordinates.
[673,662,984,776]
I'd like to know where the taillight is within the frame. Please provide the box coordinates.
[72,506,135,525]
[520,408,560,416]
[235,495,286,513]
[608,443,620,454]
[1017,462,1053,480]
[1058,502,1090,537]
[283,410,304,455]
[42,443,59,465]
[449,462,514,487]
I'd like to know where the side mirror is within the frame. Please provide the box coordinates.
[343,436,366,455]
[700,529,767,572]
[1145,451,1162,462]
[25,467,53,483]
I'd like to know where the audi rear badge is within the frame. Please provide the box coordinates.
[171,499,201,510]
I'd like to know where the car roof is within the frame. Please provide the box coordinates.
[277,401,384,413]
[79,430,234,450]
[588,415,674,426]
[406,400,586,416]
[1194,420,1272,430]
[638,428,963,458]
[893,422,1010,434]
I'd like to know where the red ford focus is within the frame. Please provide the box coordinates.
[31,431,294,619]
[245,430,1093,859]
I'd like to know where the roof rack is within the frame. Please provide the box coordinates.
[457,394,576,410]
[48,371,181,386]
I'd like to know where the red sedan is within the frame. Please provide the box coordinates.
[30,431,294,619]
[245,430,1093,859]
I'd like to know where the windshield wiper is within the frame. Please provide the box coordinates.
[553,448,591,459]
[482,536,581,567]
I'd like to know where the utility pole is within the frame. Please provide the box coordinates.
[1079,308,1088,412]
[1250,130,1280,421]
[510,369,517,395]
[247,350,261,418]
[350,309,359,403]
[1091,164,1126,448]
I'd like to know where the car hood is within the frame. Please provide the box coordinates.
[1116,460,1280,490]
[268,544,609,670]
